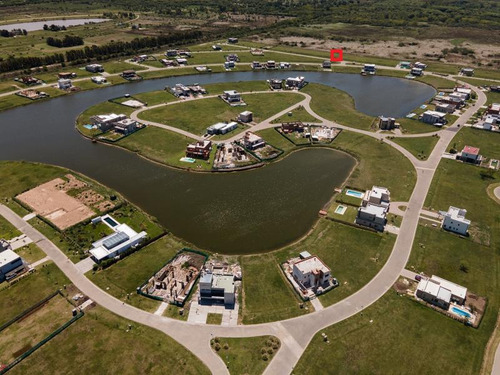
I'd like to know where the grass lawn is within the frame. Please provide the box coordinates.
[133,90,178,106]
[0,215,21,239]
[88,235,188,312]
[255,128,296,152]
[117,126,216,171]
[271,105,319,124]
[138,92,303,135]
[485,90,500,106]
[416,75,457,90]
[10,306,210,375]
[206,313,222,325]
[302,83,376,130]
[212,336,280,375]
[397,117,439,134]
[391,135,440,160]
[102,61,145,74]
[333,131,416,202]
[164,304,189,321]
[294,289,494,375]
[447,127,500,160]
[15,243,46,264]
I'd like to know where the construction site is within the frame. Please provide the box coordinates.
[213,142,258,170]
[140,251,206,305]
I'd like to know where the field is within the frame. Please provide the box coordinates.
[0,214,21,239]
[397,117,439,134]
[271,105,319,124]
[212,336,280,375]
[138,91,304,135]
[391,135,440,160]
[302,83,375,130]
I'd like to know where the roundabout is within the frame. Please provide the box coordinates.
[0,66,489,374]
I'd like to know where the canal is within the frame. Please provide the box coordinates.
[0,71,434,254]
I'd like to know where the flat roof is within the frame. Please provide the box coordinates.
[212,274,234,292]
[360,204,386,217]
[423,110,446,117]
[0,249,20,268]
[294,256,330,274]
[463,145,480,155]
[432,275,467,299]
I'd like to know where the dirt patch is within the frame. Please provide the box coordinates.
[16,177,95,230]
[94,200,115,213]
[76,189,104,206]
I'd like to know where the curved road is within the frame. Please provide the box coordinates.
[0,58,490,374]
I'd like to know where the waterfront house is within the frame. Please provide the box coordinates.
[251,61,262,69]
[269,79,283,90]
[85,64,104,73]
[199,272,235,305]
[292,256,332,294]
[0,250,24,282]
[322,60,332,69]
[238,111,253,123]
[266,60,276,69]
[186,140,212,159]
[460,68,475,76]
[58,78,72,90]
[243,132,265,150]
[457,145,482,165]
[378,116,396,130]
[421,110,447,126]
[362,186,390,209]
[91,113,127,131]
[285,76,306,90]
[89,215,147,262]
[441,206,470,235]
[222,90,241,103]
[224,61,235,69]
[414,62,427,70]
[436,103,455,114]
[356,204,387,231]
[91,76,107,84]
[410,67,423,76]
[280,62,290,69]
[362,64,376,74]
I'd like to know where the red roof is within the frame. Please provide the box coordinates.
[463,145,479,155]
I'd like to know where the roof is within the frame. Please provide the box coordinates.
[240,111,252,116]
[0,249,21,268]
[423,110,446,118]
[431,275,467,299]
[300,251,312,259]
[200,272,213,284]
[224,90,239,95]
[294,256,330,274]
[103,232,130,250]
[359,204,386,218]
[463,145,479,155]
[445,206,470,224]
[212,274,234,293]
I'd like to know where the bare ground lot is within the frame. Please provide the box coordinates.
[16,177,95,230]
[0,293,74,365]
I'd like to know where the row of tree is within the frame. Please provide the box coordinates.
[43,24,67,32]
[0,30,203,73]
[46,35,84,48]
[0,29,27,37]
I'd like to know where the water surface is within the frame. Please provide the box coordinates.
[1,18,109,32]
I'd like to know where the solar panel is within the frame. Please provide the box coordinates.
[103,232,129,250]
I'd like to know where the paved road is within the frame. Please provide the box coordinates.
[0,58,489,374]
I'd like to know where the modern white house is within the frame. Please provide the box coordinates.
[363,64,376,74]
[414,62,427,70]
[356,204,387,231]
[441,206,470,235]
[222,90,241,103]
[58,78,72,90]
[91,113,127,131]
[416,275,467,310]
[206,122,238,135]
[243,132,265,150]
[285,76,306,90]
[421,110,447,125]
[199,271,235,305]
[238,111,253,123]
[454,87,472,100]
[292,256,333,295]
[91,76,107,84]
[410,67,423,76]
[362,186,390,209]
[89,215,147,262]
[0,249,24,282]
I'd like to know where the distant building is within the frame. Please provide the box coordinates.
[227,37,238,43]
[186,140,212,159]
[238,111,253,123]
[57,78,72,90]
[280,62,290,69]
[421,110,447,126]
[292,256,333,295]
[285,76,306,90]
[166,49,178,57]
[121,70,140,80]
[399,61,411,69]
[454,87,472,100]
[212,45,222,51]
[322,60,332,69]
[460,68,475,76]
[58,72,76,79]
[224,61,235,69]
[442,206,470,235]
[91,113,127,131]
[243,132,265,150]
[281,121,305,133]
[0,249,25,282]
[410,67,423,76]
[356,204,387,231]
[91,76,107,84]
[362,186,390,209]
[362,64,376,74]
[414,62,427,70]
[269,79,283,90]
[222,90,241,103]
[0,239,11,252]
[85,64,104,73]
[21,76,40,85]
[487,103,500,115]
[378,116,396,130]
[114,118,138,135]
[206,122,238,135]
[226,54,239,62]
[251,61,262,69]
[435,103,455,114]
[89,215,147,262]
[457,145,482,165]
[199,272,235,305]
[416,275,467,310]
[176,58,188,65]
[266,60,276,69]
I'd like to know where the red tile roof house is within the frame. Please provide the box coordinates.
[186,140,212,159]
[458,145,482,164]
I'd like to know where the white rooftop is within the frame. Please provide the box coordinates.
[423,110,446,118]
[359,204,386,218]
[0,249,20,268]
[240,110,252,116]
[294,256,330,275]
[224,90,239,95]
[445,206,470,224]
[418,275,467,301]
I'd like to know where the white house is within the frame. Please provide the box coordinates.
[243,132,265,150]
[414,62,427,70]
[362,186,390,209]
[363,64,376,74]
[238,111,253,123]
[416,275,467,310]
[292,256,332,294]
[58,78,72,90]
[222,90,241,103]
[199,272,235,305]
[410,67,423,76]
[89,215,147,262]
[285,76,306,90]
[206,122,238,135]
[91,76,107,84]
[0,250,24,282]
[356,204,387,231]
[454,87,472,100]
[421,110,447,125]
[442,206,470,235]
[91,113,127,131]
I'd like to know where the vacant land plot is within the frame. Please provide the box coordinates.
[0,215,21,240]
[0,293,74,365]
[271,105,319,124]
[302,83,375,130]
[212,336,280,375]
[397,117,439,134]
[392,135,440,160]
[16,177,95,230]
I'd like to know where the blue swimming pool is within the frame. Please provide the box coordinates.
[451,307,471,318]
[346,189,364,198]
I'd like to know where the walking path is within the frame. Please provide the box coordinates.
[30,255,50,268]
[0,55,490,374]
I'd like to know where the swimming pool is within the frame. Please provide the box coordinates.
[451,307,471,318]
[346,189,364,198]
[180,157,196,163]
[335,205,347,215]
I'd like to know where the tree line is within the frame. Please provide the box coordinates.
[0,29,27,37]
[43,24,67,32]
[46,35,84,48]
[0,30,203,73]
